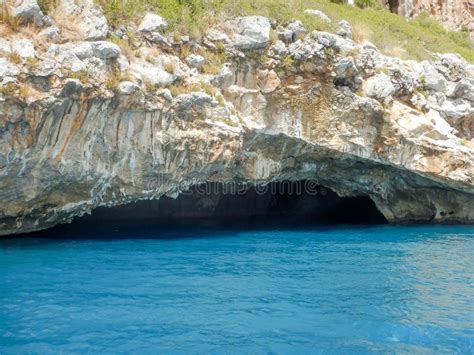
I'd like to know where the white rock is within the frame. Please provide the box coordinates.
[130,60,176,87]
[60,0,108,40]
[0,58,20,79]
[118,81,140,95]
[70,42,94,60]
[207,29,229,42]
[185,54,205,69]
[304,9,331,23]
[138,12,168,32]
[439,98,473,119]
[12,0,44,26]
[364,74,395,99]
[233,16,271,50]
[38,26,61,42]
[91,41,121,59]
[0,39,11,57]
[11,40,36,59]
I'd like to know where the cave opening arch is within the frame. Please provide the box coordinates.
[76,181,388,228]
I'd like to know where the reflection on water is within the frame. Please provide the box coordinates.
[0,225,473,353]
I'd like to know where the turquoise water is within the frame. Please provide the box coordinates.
[1,225,473,353]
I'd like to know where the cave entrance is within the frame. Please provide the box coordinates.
[79,181,387,227]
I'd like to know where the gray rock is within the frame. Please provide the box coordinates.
[138,12,168,32]
[439,98,473,119]
[12,0,44,26]
[288,38,323,61]
[435,53,467,82]
[60,78,84,97]
[91,41,121,59]
[277,29,294,43]
[70,42,94,60]
[422,64,446,92]
[337,20,352,40]
[449,78,474,102]
[81,5,109,40]
[270,40,288,57]
[185,54,205,69]
[364,73,395,99]
[316,31,355,53]
[287,20,307,41]
[335,57,358,80]
[304,9,331,23]
[173,92,213,109]
[233,16,271,50]
[38,26,61,42]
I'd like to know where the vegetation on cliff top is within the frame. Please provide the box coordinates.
[90,0,473,62]
[1,0,472,62]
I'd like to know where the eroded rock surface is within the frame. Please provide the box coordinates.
[0,8,473,235]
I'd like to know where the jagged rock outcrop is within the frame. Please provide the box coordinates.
[388,0,474,40]
[0,3,473,235]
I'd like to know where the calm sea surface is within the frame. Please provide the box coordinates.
[1,224,473,353]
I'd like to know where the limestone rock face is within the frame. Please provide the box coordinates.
[0,12,473,236]
[393,0,474,40]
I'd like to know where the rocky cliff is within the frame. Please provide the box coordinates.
[0,0,473,235]
[391,0,473,40]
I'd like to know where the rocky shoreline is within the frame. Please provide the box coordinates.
[0,0,473,235]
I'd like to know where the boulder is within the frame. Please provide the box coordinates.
[12,0,44,26]
[81,5,109,40]
[185,54,205,69]
[422,63,447,92]
[233,16,271,50]
[138,12,168,32]
[91,41,121,59]
[364,73,395,99]
[130,60,176,87]
[304,9,331,23]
